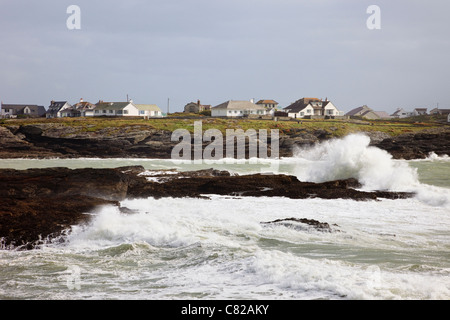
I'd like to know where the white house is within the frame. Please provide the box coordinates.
[70,98,97,117]
[93,101,140,117]
[255,99,279,109]
[134,104,164,118]
[323,101,342,116]
[211,100,267,117]
[284,98,342,119]
[391,108,412,118]
[413,108,427,116]
[46,101,72,118]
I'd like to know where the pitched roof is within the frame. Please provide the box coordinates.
[134,104,161,112]
[1,104,46,115]
[72,101,96,110]
[256,99,278,105]
[391,108,406,116]
[283,98,316,113]
[373,111,391,118]
[212,100,265,110]
[345,105,372,116]
[48,101,69,109]
[94,102,132,110]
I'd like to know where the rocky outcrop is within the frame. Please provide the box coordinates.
[0,166,414,250]
[261,218,339,232]
[1,124,449,160]
[372,129,450,160]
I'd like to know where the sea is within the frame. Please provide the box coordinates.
[0,134,449,300]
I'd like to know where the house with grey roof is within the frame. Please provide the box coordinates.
[255,99,279,109]
[134,104,164,118]
[93,101,139,117]
[373,111,391,119]
[1,103,46,118]
[70,98,97,117]
[413,108,427,116]
[184,100,211,113]
[346,105,392,119]
[391,108,412,118]
[284,98,342,119]
[46,100,72,118]
[429,108,450,116]
[211,100,267,117]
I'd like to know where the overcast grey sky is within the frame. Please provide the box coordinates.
[1,0,449,113]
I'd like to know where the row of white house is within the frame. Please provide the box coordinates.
[3,97,344,120]
[46,99,164,118]
[210,97,344,118]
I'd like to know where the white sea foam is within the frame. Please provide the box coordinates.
[425,152,450,161]
[40,196,448,300]
[292,134,419,191]
[290,133,450,206]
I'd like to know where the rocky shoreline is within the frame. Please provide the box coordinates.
[0,166,414,250]
[0,123,448,250]
[1,124,449,160]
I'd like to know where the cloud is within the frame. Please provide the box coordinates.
[0,0,449,111]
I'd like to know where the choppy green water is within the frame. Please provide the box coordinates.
[1,135,449,300]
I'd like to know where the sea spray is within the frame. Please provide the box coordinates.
[292,133,419,191]
[292,134,450,206]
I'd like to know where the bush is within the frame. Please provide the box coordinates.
[199,110,211,116]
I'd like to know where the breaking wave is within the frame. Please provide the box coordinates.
[292,133,449,206]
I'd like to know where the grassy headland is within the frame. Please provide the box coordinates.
[1,115,447,138]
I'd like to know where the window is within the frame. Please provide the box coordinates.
[140,110,145,115]
[307,109,311,114]
[123,110,128,114]
[95,110,99,114]
[103,110,106,114]
[109,110,113,114]
[117,110,123,115]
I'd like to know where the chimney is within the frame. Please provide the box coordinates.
[80,98,83,102]
[197,99,200,106]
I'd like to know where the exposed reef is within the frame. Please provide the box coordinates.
[0,166,414,249]
[1,124,449,160]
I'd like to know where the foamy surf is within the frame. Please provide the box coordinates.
[292,133,450,207]
[3,195,447,300]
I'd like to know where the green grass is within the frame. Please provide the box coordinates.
[0,116,446,138]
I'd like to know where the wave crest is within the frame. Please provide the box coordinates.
[293,133,419,192]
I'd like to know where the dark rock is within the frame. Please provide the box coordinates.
[372,129,450,159]
[261,217,338,232]
[0,166,414,249]
[1,123,449,160]
[0,195,118,250]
